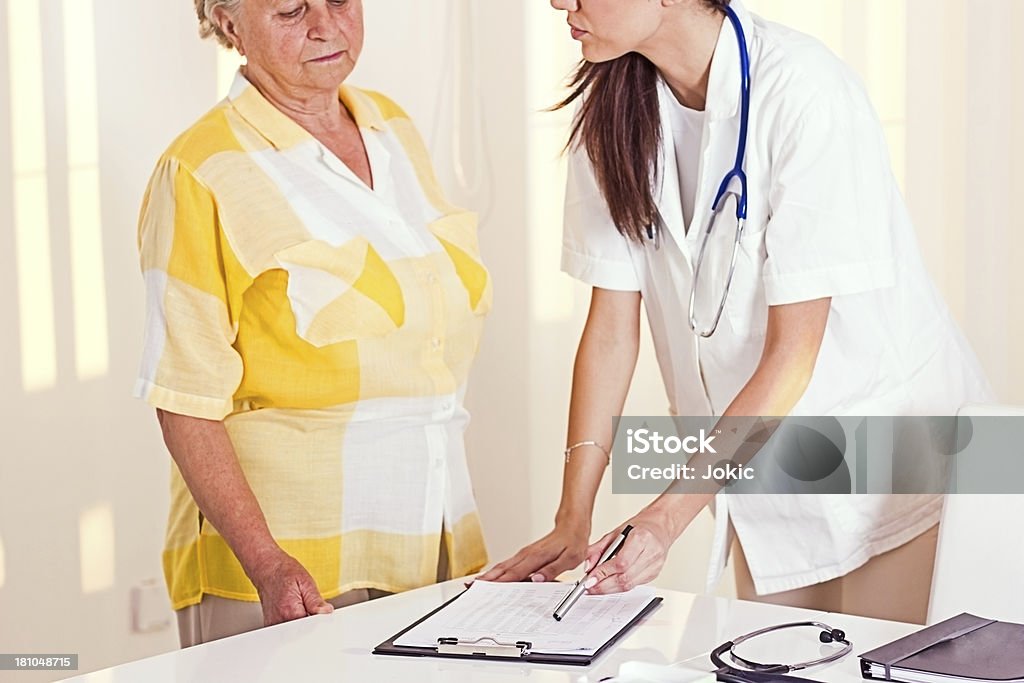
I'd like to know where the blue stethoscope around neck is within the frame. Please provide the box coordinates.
[652,4,751,339]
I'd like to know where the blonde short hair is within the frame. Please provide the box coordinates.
[194,0,242,50]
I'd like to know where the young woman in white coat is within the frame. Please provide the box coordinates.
[480,0,994,623]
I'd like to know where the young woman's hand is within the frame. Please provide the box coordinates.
[477,522,591,582]
[580,508,679,594]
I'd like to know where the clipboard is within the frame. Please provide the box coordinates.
[372,588,663,666]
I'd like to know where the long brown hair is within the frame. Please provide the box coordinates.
[555,0,729,243]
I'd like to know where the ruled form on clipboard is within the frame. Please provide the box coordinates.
[393,580,659,655]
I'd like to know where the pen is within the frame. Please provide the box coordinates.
[552,524,634,621]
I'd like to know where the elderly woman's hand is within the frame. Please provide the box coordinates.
[250,549,334,626]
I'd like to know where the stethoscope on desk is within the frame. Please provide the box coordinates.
[648,4,751,339]
[710,620,853,682]
[595,619,854,682]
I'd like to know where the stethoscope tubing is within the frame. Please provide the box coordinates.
[714,671,822,683]
[684,4,753,338]
[711,4,751,219]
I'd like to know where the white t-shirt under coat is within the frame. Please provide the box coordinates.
[666,94,706,230]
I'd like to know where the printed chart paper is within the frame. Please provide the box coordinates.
[394,580,658,655]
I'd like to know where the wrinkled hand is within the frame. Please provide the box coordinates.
[477,524,590,583]
[250,549,334,627]
[581,509,677,595]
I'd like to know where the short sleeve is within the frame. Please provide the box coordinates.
[762,98,897,306]
[561,144,642,292]
[134,157,251,420]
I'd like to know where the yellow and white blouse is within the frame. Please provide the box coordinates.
[135,71,492,610]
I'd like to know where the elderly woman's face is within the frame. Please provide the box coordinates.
[230,0,363,93]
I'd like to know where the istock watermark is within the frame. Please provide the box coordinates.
[611,415,1024,495]
[625,427,719,455]
[623,426,756,483]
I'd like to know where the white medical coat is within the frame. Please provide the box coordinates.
[560,0,995,594]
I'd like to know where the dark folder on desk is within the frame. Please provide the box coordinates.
[860,612,1024,682]
[372,581,663,666]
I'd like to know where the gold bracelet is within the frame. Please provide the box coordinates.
[564,440,611,466]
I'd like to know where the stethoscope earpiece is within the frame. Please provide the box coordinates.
[819,628,847,644]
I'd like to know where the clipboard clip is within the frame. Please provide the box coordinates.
[437,636,534,657]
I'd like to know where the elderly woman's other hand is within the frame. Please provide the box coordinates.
[157,410,336,626]
[250,548,334,626]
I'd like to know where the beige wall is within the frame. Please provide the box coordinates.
[0,1,1021,679]
[0,2,218,681]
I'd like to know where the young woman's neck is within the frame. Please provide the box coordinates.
[638,5,726,111]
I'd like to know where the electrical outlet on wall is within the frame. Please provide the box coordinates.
[130,579,172,634]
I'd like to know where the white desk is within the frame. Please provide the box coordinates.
[64,580,918,682]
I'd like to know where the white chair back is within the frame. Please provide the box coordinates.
[927,404,1024,623]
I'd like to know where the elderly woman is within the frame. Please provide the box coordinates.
[135,0,491,646]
